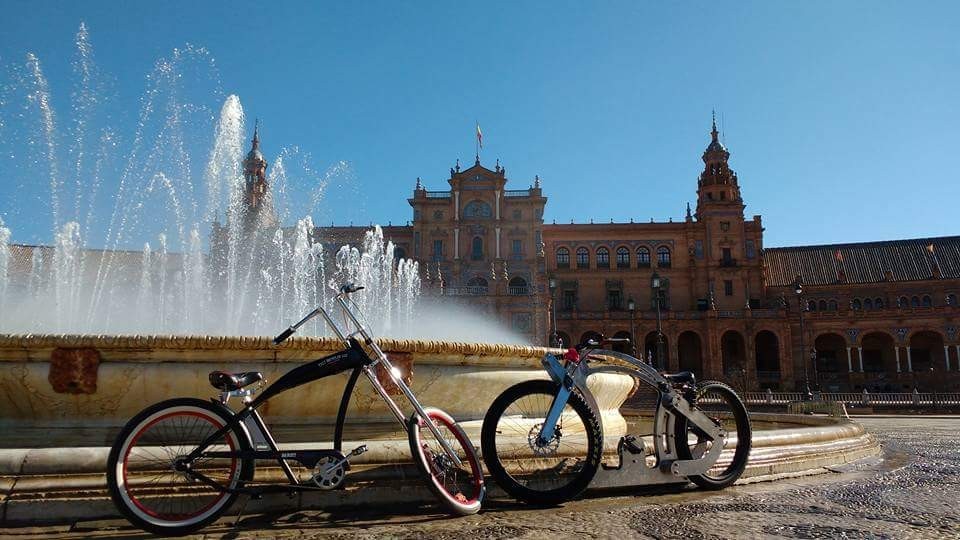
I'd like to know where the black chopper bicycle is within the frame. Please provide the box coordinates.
[107,284,484,535]
[481,337,752,505]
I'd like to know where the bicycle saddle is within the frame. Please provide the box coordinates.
[208,370,264,391]
[662,371,695,385]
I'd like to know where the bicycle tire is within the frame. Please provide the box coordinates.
[408,407,485,515]
[673,380,752,490]
[106,398,253,535]
[481,379,603,505]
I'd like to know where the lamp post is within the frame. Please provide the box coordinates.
[651,272,665,369]
[627,297,637,356]
[548,277,559,347]
[794,276,813,400]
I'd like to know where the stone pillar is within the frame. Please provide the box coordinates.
[454,191,460,220]
[846,347,853,372]
[454,228,460,260]
[906,346,913,372]
[895,347,902,372]
[955,345,960,371]
[670,339,680,372]
[945,345,951,371]
[495,190,501,220]
[857,346,864,372]
[495,227,501,258]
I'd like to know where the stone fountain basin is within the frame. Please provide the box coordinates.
[0,334,634,447]
[0,334,880,525]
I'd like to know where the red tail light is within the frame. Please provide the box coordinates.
[564,348,580,363]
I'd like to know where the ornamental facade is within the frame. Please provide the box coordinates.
[350,117,960,393]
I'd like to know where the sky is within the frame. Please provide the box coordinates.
[1,1,958,250]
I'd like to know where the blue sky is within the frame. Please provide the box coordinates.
[1,1,958,249]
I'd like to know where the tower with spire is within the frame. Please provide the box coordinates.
[240,121,278,232]
[695,112,743,219]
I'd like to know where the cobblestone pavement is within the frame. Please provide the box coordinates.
[2,417,958,539]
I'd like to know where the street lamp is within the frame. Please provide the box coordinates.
[651,272,665,370]
[794,275,813,400]
[627,297,637,356]
[548,277,559,347]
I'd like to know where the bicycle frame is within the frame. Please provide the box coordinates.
[185,291,462,492]
[537,348,723,473]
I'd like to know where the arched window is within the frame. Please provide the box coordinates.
[864,298,873,310]
[508,277,528,295]
[818,300,828,311]
[851,298,862,310]
[948,293,957,306]
[922,295,932,307]
[828,299,838,311]
[875,298,884,309]
[616,247,630,268]
[807,300,817,311]
[911,296,920,308]
[899,296,909,308]
[596,247,610,268]
[657,246,671,267]
[576,247,589,269]
[637,247,651,267]
[466,276,488,295]
[556,247,570,268]
[471,237,483,260]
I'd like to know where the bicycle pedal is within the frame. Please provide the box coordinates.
[621,435,645,455]
[350,444,368,457]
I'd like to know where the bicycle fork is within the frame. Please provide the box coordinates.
[537,353,583,444]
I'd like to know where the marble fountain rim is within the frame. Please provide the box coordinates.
[0,333,562,356]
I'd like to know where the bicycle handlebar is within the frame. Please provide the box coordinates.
[273,283,365,345]
[273,327,295,345]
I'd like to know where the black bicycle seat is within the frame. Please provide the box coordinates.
[209,371,264,391]
[662,371,695,385]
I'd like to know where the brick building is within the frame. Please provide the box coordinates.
[344,116,960,393]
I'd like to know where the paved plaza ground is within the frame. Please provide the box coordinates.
[2,416,958,539]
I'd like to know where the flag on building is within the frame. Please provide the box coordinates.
[476,123,483,149]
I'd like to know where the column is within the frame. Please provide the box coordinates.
[846,347,853,372]
[906,346,913,372]
[857,346,864,372]
[495,190,501,220]
[945,345,951,371]
[454,228,460,260]
[955,345,960,371]
[895,347,901,372]
[495,227,501,258]
[454,191,460,221]
[670,339,680,372]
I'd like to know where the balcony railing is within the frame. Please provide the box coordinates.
[425,191,451,199]
[445,286,488,296]
[504,189,531,198]
[720,258,738,267]
[509,286,529,295]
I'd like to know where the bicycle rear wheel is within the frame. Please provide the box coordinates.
[481,379,603,505]
[408,407,485,516]
[674,381,752,489]
[106,398,253,535]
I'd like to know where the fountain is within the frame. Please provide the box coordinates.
[0,24,879,525]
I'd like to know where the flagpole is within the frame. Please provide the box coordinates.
[475,121,479,163]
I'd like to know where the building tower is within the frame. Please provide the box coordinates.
[240,122,278,232]
[695,112,742,217]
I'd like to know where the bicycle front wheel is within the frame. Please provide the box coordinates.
[674,381,752,490]
[106,398,253,535]
[408,407,485,516]
[481,379,603,505]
